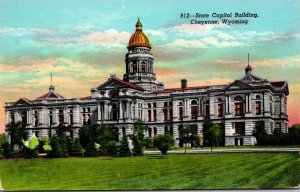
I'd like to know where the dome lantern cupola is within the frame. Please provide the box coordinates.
[128,18,151,49]
[245,53,252,75]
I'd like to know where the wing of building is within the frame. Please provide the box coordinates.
[5,18,289,146]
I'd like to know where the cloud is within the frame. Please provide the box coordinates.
[201,37,244,48]
[0,27,32,36]
[165,23,229,37]
[170,39,207,48]
[216,55,300,68]
[144,29,166,38]
[259,33,300,43]
[78,29,131,48]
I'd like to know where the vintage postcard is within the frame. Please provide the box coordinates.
[0,0,299,190]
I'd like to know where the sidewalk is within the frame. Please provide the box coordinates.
[144,148,300,155]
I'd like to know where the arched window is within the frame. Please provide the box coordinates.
[205,100,210,117]
[69,109,73,125]
[191,100,198,119]
[178,102,183,120]
[141,65,146,73]
[234,95,244,101]
[217,97,223,102]
[112,103,118,120]
[21,111,27,126]
[256,95,261,99]
[234,96,244,116]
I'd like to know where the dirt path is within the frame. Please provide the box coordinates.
[0,178,4,191]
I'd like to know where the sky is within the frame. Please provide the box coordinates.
[0,0,300,132]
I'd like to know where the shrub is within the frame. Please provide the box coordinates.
[49,135,62,158]
[21,136,39,158]
[2,142,11,158]
[70,139,84,157]
[59,134,69,157]
[153,134,175,156]
[43,138,52,154]
[132,135,144,156]
[119,136,132,157]
[84,141,98,157]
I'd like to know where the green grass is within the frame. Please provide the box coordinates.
[0,153,299,190]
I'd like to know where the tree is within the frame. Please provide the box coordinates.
[132,135,144,156]
[49,135,62,158]
[179,124,193,153]
[70,139,84,157]
[133,120,147,143]
[210,124,222,150]
[203,116,213,147]
[5,121,28,150]
[288,124,300,145]
[96,126,119,154]
[253,121,267,145]
[153,134,175,157]
[119,135,131,157]
[131,120,147,156]
[59,133,69,157]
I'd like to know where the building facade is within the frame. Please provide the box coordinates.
[5,19,289,146]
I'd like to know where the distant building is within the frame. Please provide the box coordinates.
[5,19,289,146]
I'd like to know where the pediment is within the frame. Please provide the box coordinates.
[226,80,252,90]
[14,98,31,106]
[97,79,127,90]
[96,78,144,91]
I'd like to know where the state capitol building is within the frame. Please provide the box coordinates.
[5,19,289,146]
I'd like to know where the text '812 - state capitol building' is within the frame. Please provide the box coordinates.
[5,19,289,146]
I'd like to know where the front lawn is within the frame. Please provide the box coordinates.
[0,153,299,190]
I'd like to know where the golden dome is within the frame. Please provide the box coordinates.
[128,18,151,49]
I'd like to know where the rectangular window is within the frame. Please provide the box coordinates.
[153,110,157,121]
[163,109,168,121]
[153,103,156,108]
[164,102,168,107]
[169,108,173,120]
[234,122,245,135]
[218,104,223,117]
[205,105,210,117]
[179,107,183,120]
[148,128,152,138]
[255,101,261,115]
[154,127,157,136]
[191,106,198,119]
[69,114,73,125]
[148,103,151,108]
[132,64,137,73]
[148,110,152,122]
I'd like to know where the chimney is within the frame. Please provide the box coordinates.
[181,79,187,89]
